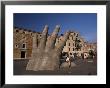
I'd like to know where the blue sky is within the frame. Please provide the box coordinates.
[14,13,97,42]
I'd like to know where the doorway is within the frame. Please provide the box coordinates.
[21,51,26,58]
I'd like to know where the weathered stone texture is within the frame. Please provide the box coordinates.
[13,27,96,60]
[13,28,34,59]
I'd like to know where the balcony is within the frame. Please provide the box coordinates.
[20,47,27,51]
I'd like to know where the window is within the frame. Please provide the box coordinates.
[39,35,42,38]
[22,43,26,48]
[61,34,63,36]
[76,38,77,40]
[70,53,72,55]
[73,43,74,46]
[23,31,25,34]
[36,39,39,47]
[16,30,19,32]
[73,48,74,51]
[23,36,25,38]
[15,44,18,48]
[74,33,75,36]
[69,48,70,51]
[76,48,78,51]
[69,43,70,46]
[76,34,78,37]
[75,44,77,47]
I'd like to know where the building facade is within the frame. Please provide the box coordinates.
[56,32,86,57]
[13,27,41,59]
[13,27,96,59]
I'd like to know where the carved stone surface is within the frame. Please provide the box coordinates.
[26,25,70,71]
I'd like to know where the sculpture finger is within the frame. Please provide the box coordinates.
[55,31,70,54]
[39,25,48,49]
[45,25,60,51]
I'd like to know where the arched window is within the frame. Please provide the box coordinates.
[73,48,74,51]
[22,43,26,48]
[69,48,70,51]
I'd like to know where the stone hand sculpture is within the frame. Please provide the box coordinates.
[26,25,70,71]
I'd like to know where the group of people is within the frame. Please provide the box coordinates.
[60,52,96,68]
[61,51,96,68]
[61,53,75,68]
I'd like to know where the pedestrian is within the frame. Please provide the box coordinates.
[84,52,88,62]
[69,53,74,61]
[65,54,72,68]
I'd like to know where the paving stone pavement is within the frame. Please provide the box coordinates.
[14,58,97,75]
